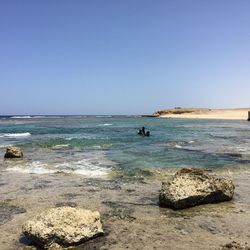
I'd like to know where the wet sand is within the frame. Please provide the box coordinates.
[0,168,250,250]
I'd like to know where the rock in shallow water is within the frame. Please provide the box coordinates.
[22,207,104,248]
[4,146,23,158]
[159,168,235,210]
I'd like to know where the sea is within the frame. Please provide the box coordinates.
[0,115,250,177]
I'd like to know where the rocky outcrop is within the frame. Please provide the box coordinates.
[4,146,23,158]
[22,207,103,248]
[159,168,234,210]
[153,108,211,117]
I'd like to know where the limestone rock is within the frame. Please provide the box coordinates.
[220,241,250,250]
[48,243,64,250]
[159,168,234,210]
[4,146,23,158]
[22,207,103,248]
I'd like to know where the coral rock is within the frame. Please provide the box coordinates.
[159,168,234,210]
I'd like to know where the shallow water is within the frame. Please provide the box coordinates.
[0,116,250,249]
[0,171,250,250]
[0,116,250,176]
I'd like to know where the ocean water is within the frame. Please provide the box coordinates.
[0,116,250,177]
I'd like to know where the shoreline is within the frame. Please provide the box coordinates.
[1,117,250,249]
[0,168,250,249]
[154,108,250,120]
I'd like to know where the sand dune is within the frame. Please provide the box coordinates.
[153,108,250,120]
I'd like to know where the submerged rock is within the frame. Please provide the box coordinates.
[4,146,23,158]
[22,207,104,248]
[159,168,235,210]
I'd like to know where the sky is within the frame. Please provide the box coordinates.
[0,0,250,115]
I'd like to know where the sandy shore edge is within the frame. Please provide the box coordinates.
[154,108,250,120]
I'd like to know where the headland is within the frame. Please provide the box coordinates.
[153,108,250,120]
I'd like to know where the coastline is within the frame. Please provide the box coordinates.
[154,108,250,120]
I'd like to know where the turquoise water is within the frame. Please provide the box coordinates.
[0,116,250,176]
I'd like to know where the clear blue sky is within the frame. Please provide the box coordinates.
[0,1,249,115]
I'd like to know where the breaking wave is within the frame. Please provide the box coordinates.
[10,116,32,119]
[0,132,31,138]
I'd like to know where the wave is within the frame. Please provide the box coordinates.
[6,159,111,177]
[54,159,111,177]
[169,140,196,149]
[98,123,113,126]
[0,144,13,148]
[95,115,112,118]
[65,135,97,140]
[6,161,54,174]
[10,116,32,119]
[0,132,31,138]
[51,144,69,149]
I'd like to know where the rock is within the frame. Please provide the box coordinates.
[4,146,23,158]
[47,243,64,250]
[159,168,234,210]
[220,241,250,249]
[22,207,104,248]
[228,153,242,158]
[22,246,37,250]
[153,108,210,117]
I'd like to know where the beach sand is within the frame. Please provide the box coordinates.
[0,168,250,250]
[154,108,250,120]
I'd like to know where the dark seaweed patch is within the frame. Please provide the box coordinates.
[55,202,78,207]
[102,201,136,221]
[0,203,26,225]
[62,193,83,198]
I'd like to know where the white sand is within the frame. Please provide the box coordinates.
[156,108,250,120]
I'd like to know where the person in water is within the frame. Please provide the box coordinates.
[138,127,150,136]
[142,126,146,135]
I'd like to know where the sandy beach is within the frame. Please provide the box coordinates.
[154,108,250,120]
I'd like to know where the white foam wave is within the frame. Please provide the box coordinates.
[174,144,182,149]
[65,135,96,140]
[54,159,110,177]
[10,116,32,119]
[52,144,69,149]
[0,144,13,148]
[98,123,113,126]
[0,132,31,138]
[6,158,111,177]
[95,116,112,118]
[74,168,108,176]
[6,161,54,174]
[65,137,74,140]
